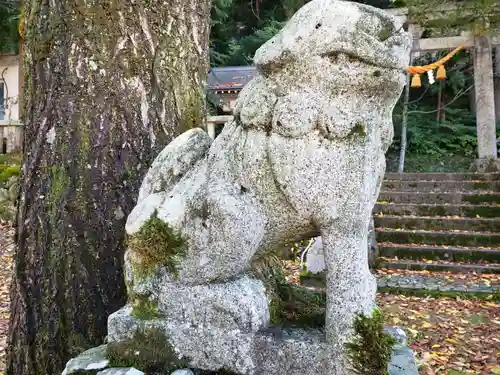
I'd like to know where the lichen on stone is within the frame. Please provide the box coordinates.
[377,21,393,42]
[127,210,187,278]
[350,121,367,138]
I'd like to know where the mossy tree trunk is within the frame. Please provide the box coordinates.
[7,1,210,375]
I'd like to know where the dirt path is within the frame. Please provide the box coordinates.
[0,223,14,375]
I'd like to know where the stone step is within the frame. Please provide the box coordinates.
[382,180,500,192]
[378,244,500,263]
[377,260,500,274]
[378,191,500,205]
[377,274,499,299]
[384,173,500,181]
[299,272,500,298]
[374,215,500,232]
[376,228,500,247]
[373,203,500,218]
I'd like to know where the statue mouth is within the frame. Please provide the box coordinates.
[324,51,407,74]
[321,33,411,74]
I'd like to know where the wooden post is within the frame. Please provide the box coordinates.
[398,23,422,173]
[495,46,500,123]
[207,121,215,139]
[473,36,497,159]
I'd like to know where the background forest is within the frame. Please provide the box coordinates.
[0,0,496,172]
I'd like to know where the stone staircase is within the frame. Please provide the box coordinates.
[374,172,500,298]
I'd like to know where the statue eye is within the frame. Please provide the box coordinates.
[323,52,357,64]
[259,61,285,77]
[324,52,338,64]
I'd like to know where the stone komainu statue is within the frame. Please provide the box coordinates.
[108,1,412,374]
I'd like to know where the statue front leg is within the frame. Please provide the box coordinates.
[321,219,377,353]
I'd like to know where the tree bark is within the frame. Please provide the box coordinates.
[7,1,210,375]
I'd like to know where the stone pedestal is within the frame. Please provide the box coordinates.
[101,276,418,375]
[108,306,339,375]
[62,300,419,375]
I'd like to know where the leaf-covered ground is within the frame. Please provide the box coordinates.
[0,235,498,375]
[283,260,499,375]
[379,293,499,375]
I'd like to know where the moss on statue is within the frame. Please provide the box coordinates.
[127,210,187,278]
[250,254,287,324]
[276,283,326,328]
[131,297,163,320]
[251,254,326,328]
[344,309,396,375]
[107,328,190,371]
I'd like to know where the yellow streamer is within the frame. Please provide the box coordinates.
[408,45,464,75]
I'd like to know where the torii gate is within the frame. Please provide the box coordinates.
[387,6,500,168]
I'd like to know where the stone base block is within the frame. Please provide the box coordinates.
[107,307,418,375]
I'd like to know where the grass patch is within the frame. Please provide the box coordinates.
[0,165,20,183]
[0,153,22,166]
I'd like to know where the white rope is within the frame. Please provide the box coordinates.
[299,238,315,270]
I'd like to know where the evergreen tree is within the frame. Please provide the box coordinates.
[209,0,396,66]
[0,0,20,53]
